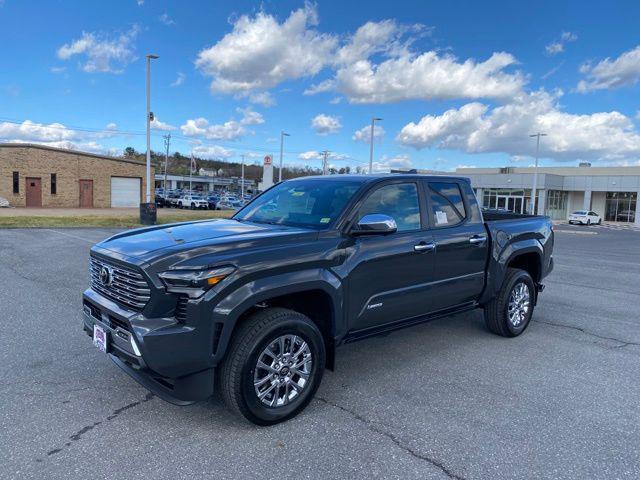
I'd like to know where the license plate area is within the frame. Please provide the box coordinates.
[93,324,108,353]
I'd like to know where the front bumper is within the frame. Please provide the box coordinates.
[82,290,215,405]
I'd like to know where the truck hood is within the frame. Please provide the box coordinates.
[95,219,314,260]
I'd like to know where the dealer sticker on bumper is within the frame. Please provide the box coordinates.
[93,325,107,353]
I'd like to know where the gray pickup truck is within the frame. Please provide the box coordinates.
[83,174,554,425]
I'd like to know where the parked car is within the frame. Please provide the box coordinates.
[165,193,181,208]
[206,195,219,210]
[616,210,636,222]
[216,200,241,211]
[83,174,554,425]
[568,210,601,225]
[177,194,208,209]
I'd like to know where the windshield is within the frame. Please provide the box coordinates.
[234,179,362,229]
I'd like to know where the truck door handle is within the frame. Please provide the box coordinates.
[469,235,487,245]
[414,242,436,252]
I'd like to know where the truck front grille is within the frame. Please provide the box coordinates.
[89,256,150,311]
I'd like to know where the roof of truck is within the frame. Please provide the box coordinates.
[287,174,470,184]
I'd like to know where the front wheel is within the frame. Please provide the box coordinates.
[484,268,535,337]
[219,308,325,425]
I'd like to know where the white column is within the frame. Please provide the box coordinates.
[475,188,484,205]
[536,189,547,215]
[583,189,592,211]
[635,190,640,226]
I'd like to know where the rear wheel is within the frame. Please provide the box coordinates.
[587,219,591,226]
[219,308,325,425]
[484,268,535,337]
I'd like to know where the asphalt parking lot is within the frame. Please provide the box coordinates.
[1,223,640,479]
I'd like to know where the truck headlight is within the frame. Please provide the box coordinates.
[159,266,235,298]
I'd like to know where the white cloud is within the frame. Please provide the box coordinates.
[303,79,335,95]
[191,145,234,159]
[0,120,120,154]
[151,118,177,131]
[180,107,262,140]
[336,51,525,104]
[545,31,577,56]
[329,96,342,104]
[352,124,385,142]
[195,4,337,94]
[106,122,118,131]
[57,25,139,74]
[248,92,276,107]
[159,13,175,26]
[311,114,341,135]
[237,107,264,125]
[298,150,348,161]
[136,0,144,5]
[396,90,640,162]
[170,72,185,87]
[576,45,640,92]
[50,66,66,74]
[366,154,413,173]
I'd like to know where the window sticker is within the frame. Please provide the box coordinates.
[320,217,331,223]
[435,210,448,225]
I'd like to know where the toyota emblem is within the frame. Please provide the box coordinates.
[99,266,113,286]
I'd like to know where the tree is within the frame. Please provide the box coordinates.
[124,146,137,158]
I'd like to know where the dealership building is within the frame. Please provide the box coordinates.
[0,144,153,208]
[454,165,640,225]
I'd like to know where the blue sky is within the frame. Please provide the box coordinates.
[1,0,640,172]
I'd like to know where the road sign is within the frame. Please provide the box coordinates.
[264,155,272,165]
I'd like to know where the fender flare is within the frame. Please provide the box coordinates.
[210,268,343,365]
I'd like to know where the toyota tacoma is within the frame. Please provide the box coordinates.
[83,174,554,425]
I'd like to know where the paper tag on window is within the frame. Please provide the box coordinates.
[435,211,448,225]
[320,217,331,223]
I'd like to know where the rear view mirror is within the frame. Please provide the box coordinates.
[352,214,397,235]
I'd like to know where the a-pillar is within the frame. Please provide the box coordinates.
[475,188,484,205]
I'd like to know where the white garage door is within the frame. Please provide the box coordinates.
[111,177,141,207]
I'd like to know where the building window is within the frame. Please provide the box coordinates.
[605,192,637,223]
[13,172,19,194]
[51,174,57,195]
[545,190,568,220]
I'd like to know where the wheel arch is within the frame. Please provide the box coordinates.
[211,269,343,370]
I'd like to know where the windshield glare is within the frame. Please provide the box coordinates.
[234,179,362,229]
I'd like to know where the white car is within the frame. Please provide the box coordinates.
[177,195,208,209]
[568,210,601,225]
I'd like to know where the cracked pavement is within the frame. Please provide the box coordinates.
[1,225,639,479]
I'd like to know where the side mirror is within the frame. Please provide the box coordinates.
[352,214,397,235]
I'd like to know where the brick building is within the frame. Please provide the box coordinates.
[0,144,154,208]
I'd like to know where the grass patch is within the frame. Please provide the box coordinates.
[0,210,232,228]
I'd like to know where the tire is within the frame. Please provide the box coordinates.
[598,219,602,225]
[190,202,195,210]
[484,268,535,337]
[178,202,183,209]
[219,308,325,425]
[587,219,591,226]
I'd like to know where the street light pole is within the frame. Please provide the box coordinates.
[278,131,290,182]
[145,54,159,203]
[163,133,170,193]
[369,117,382,174]
[529,132,547,214]
[321,150,330,175]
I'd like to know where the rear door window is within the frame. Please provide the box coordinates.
[427,182,467,227]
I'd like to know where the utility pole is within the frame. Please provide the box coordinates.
[369,117,382,174]
[529,132,547,214]
[163,133,170,193]
[240,154,246,199]
[279,131,290,182]
[321,150,330,175]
